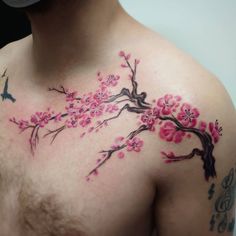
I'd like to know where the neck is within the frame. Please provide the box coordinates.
[27,0,125,77]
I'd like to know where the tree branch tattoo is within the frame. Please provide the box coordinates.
[1,69,16,103]
[209,166,236,233]
[9,51,222,180]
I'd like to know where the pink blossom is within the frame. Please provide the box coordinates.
[77,106,88,118]
[111,136,124,149]
[66,91,78,102]
[90,102,105,117]
[65,103,77,116]
[209,120,222,143]
[161,151,176,163]
[121,64,128,68]
[177,103,200,127]
[115,136,125,143]
[54,113,62,122]
[18,120,30,130]
[126,137,144,152]
[119,51,125,57]
[159,122,185,143]
[125,53,131,60]
[30,115,38,124]
[79,115,91,127]
[81,92,94,106]
[199,121,207,132]
[140,107,160,130]
[117,151,125,159]
[93,88,109,103]
[105,104,119,113]
[119,51,131,61]
[9,117,30,131]
[30,111,52,128]
[156,94,176,115]
[65,116,78,128]
[102,74,120,87]
[174,95,182,102]
[65,103,87,118]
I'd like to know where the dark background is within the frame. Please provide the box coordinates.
[0,1,31,48]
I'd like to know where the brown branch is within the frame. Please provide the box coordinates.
[127,124,149,139]
[95,104,130,128]
[115,98,132,104]
[24,113,69,154]
[1,68,7,78]
[104,88,133,103]
[103,58,151,109]
[87,124,150,178]
[86,144,127,178]
[125,59,138,96]
[162,148,204,163]
[95,104,147,129]
[159,115,216,180]
[29,125,40,155]
[49,113,68,121]
[48,86,67,95]
[44,125,66,144]
[49,86,81,100]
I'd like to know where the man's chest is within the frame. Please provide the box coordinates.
[0,111,155,236]
[0,59,161,235]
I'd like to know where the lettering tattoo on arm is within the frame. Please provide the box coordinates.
[9,52,222,180]
[1,69,16,103]
[209,166,236,233]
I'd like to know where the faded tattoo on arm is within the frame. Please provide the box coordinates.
[1,69,16,103]
[209,166,236,233]
[9,51,222,180]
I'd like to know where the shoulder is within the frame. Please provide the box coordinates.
[0,42,14,69]
[136,30,235,135]
[130,30,236,179]
[0,35,31,71]
[135,32,236,235]
[129,29,236,181]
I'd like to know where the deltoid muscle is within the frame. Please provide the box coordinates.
[9,51,222,181]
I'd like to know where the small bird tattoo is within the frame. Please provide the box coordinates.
[1,77,16,103]
[1,68,7,78]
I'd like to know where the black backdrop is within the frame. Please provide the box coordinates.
[0,1,31,48]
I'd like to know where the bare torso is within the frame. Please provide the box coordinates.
[0,34,164,235]
[0,27,235,236]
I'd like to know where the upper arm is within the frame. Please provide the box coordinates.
[149,66,236,235]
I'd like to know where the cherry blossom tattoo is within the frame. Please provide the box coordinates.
[1,69,16,103]
[10,51,222,181]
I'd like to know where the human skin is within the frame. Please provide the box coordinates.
[0,0,235,235]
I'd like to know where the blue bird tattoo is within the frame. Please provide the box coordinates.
[1,77,16,103]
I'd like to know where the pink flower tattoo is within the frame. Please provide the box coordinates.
[177,103,200,127]
[126,137,144,152]
[159,122,185,143]
[209,120,223,143]
[10,51,222,182]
